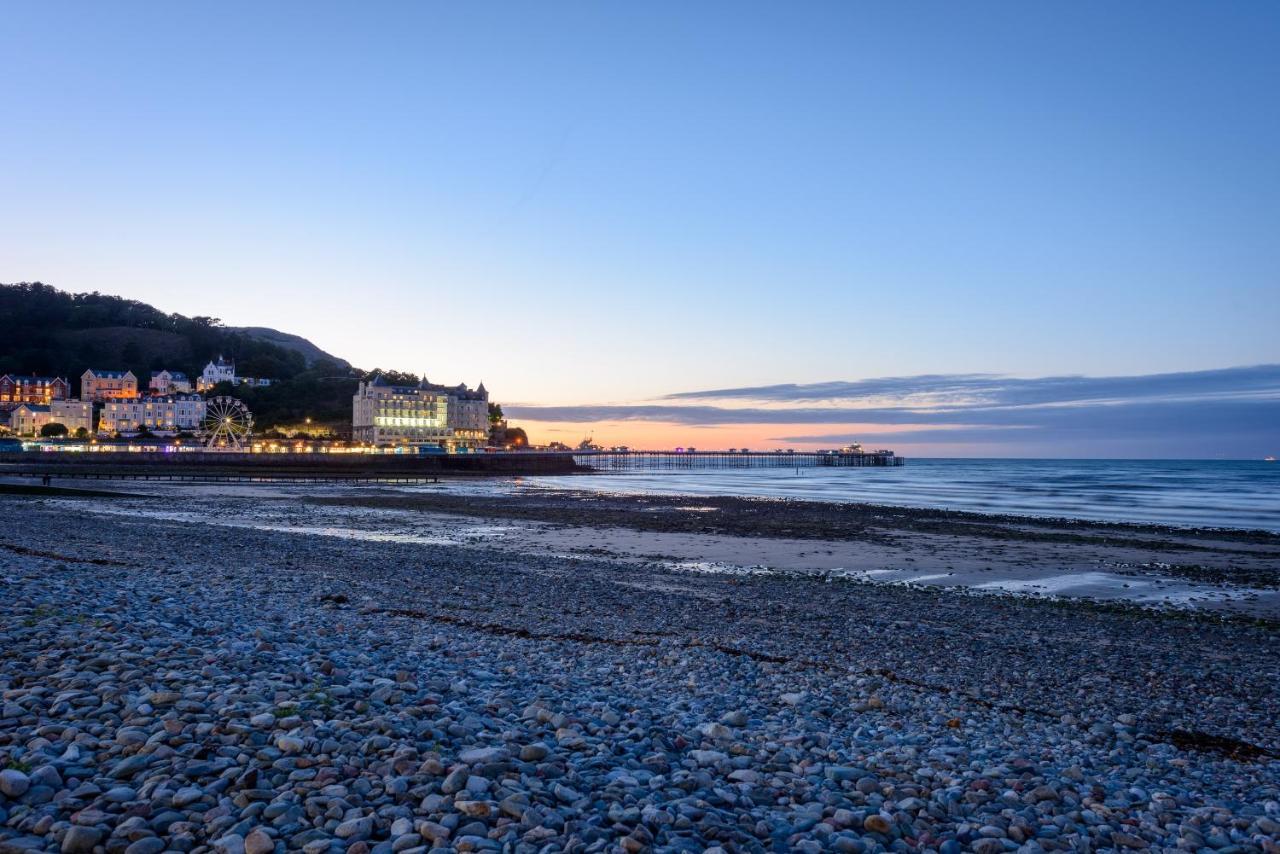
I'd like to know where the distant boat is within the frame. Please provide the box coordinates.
[1267,456,1277,462]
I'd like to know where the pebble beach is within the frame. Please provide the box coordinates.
[2,487,1278,853]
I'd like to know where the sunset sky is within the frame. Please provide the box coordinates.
[2,3,1277,456]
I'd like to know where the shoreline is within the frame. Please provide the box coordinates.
[10,477,1279,615]
[1,488,1277,853]
[302,487,1280,617]
[312,485,1280,544]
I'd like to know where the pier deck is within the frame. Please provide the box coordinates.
[571,450,903,471]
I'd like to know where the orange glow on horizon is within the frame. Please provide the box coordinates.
[514,419,939,452]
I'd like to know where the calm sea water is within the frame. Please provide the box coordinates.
[526,459,1280,532]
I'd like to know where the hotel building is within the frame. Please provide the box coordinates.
[81,369,139,402]
[99,393,206,435]
[0,375,71,409]
[10,400,93,436]
[352,375,489,450]
[444,382,490,448]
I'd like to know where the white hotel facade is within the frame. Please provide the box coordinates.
[99,393,206,435]
[9,400,94,436]
[352,375,489,450]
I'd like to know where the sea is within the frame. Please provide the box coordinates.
[520,459,1280,533]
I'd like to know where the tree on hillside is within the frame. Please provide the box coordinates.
[0,282,320,383]
[364,368,419,386]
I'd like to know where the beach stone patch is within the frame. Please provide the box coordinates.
[1,493,1277,853]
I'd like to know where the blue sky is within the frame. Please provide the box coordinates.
[2,3,1277,454]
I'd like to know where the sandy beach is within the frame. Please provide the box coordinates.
[1,484,1278,853]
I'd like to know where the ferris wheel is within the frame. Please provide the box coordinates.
[202,396,254,450]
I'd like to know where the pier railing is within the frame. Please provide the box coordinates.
[570,450,903,471]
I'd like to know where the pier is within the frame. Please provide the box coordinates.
[571,449,903,471]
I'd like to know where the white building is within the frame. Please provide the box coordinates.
[197,357,236,392]
[99,394,206,435]
[53,399,94,435]
[9,404,49,436]
[444,382,489,447]
[10,400,93,437]
[149,370,192,394]
[196,358,273,391]
[352,375,489,450]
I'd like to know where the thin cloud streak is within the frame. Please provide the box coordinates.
[662,365,1280,408]
[507,398,1279,430]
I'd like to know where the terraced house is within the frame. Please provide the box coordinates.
[81,369,139,402]
[0,374,71,409]
[98,393,206,435]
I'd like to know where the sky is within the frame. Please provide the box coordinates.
[2,2,1278,456]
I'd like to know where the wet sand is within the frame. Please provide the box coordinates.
[13,478,1279,615]
[305,488,1280,618]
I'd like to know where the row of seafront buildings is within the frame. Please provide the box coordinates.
[0,358,261,437]
[1,364,495,451]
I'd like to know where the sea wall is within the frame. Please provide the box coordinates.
[0,450,585,477]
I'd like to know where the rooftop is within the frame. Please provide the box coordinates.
[366,373,487,399]
[2,374,68,384]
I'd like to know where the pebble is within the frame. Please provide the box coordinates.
[244,827,274,854]
[171,786,203,807]
[440,767,469,794]
[60,826,102,853]
[863,814,891,834]
[458,746,508,764]
[518,743,548,761]
[335,816,374,839]
[213,833,246,854]
[0,769,30,798]
[124,839,166,854]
